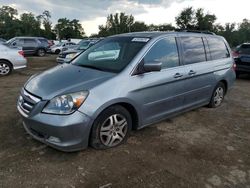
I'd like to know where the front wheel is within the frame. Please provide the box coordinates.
[208,82,226,108]
[90,105,132,149]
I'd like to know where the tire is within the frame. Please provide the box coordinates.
[0,60,12,76]
[55,49,60,54]
[208,82,226,108]
[90,105,132,149]
[37,49,46,57]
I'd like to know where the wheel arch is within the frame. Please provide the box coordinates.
[219,79,228,94]
[90,100,140,131]
[0,59,13,68]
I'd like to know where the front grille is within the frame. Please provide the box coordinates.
[18,90,40,115]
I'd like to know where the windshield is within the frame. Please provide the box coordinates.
[72,37,149,73]
[77,41,91,50]
[5,38,15,44]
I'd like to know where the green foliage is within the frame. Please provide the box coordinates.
[0,5,84,40]
[98,12,134,37]
[54,18,85,39]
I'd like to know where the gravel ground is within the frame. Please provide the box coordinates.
[0,55,250,188]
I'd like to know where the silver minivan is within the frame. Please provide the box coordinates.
[17,31,235,151]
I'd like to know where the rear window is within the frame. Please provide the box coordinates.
[239,44,250,55]
[181,37,206,64]
[24,39,37,46]
[38,39,48,45]
[207,37,230,60]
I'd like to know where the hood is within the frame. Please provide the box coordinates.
[25,64,115,100]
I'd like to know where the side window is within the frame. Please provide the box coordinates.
[12,39,24,46]
[24,39,37,47]
[181,37,206,64]
[144,37,179,69]
[207,37,230,60]
[240,44,250,55]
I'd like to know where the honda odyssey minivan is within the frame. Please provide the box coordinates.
[17,31,235,151]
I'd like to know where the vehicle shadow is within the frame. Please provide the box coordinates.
[237,74,250,80]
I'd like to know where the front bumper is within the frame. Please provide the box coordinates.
[56,57,71,64]
[17,89,93,152]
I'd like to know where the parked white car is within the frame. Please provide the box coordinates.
[50,42,76,54]
[0,44,27,76]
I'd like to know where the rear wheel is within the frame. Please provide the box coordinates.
[90,105,132,149]
[37,49,46,57]
[0,61,12,76]
[55,49,60,54]
[208,82,226,108]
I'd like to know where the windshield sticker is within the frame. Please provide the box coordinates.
[132,38,150,42]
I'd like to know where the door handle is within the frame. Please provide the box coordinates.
[188,70,196,76]
[174,73,183,78]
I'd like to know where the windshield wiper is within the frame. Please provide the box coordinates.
[77,64,104,71]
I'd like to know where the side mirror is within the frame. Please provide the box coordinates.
[133,60,162,75]
[143,62,162,72]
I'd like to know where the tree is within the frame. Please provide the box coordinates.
[20,12,42,36]
[98,12,134,36]
[175,7,196,30]
[54,18,85,39]
[238,19,250,43]
[175,7,216,31]
[0,6,20,39]
[195,8,216,31]
[130,21,148,32]
[37,10,55,39]
[148,24,175,31]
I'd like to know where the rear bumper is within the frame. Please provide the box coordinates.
[13,58,27,70]
[236,64,250,73]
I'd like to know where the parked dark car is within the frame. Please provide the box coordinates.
[5,37,50,56]
[56,39,99,64]
[232,43,250,77]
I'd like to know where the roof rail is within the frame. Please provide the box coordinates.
[175,29,216,35]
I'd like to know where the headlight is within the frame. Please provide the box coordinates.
[42,91,88,115]
[66,53,77,59]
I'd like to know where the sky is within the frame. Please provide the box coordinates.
[0,0,250,36]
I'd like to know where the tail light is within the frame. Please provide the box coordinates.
[232,63,236,71]
[232,51,239,58]
[48,40,53,47]
[18,50,24,57]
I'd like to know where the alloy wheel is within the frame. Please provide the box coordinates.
[100,114,128,147]
[0,63,10,75]
[214,87,224,107]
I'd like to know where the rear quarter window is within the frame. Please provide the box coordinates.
[207,37,230,60]
[180,37,206,65]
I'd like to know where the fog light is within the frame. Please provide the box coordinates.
[47,136,61,143]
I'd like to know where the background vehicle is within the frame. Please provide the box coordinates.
[0,38,6,43]
[17,31,235,151]
[0,44,27,76]
[4,37,49,57]
[56,39,100,64]
[232,43,250,77]
[50,41,76,54]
